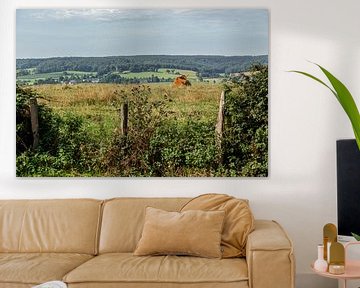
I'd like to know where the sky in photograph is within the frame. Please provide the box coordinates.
[16,9,268,58]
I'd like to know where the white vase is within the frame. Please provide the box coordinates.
[314,244,328,272]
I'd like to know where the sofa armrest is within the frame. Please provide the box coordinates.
[246,220,295,288]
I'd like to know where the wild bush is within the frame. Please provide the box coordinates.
[16,85,61,155]
[149,120,217,176]
[222,64,268,176]
[16,86,102,176]
[105,85,169,176]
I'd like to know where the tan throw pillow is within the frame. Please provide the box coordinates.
[181,193,254,258]
[134,207,225,258]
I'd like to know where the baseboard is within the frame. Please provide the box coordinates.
[296,273,337,288]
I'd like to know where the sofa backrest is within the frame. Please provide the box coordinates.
[0,199,102,254]
[99,197,190,253]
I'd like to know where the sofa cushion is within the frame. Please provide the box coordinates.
[0,199,102,254]
[134,207,225,258]
[0,253,93,285]
[64,253,248,285]
[99,198,190,253]
[181,194,254,258]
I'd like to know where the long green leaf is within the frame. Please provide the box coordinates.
[290,65,360,150]
[317,65,358,117]
[316,65,360,150]
[289,70,337,97]
[353,127,360,149]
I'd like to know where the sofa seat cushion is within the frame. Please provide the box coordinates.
[64,253,248,285]
[0,253,93,285]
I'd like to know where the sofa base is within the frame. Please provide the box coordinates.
[0,284,32,288]
[68,282,249,288]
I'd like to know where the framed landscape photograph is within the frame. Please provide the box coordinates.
[16,9,269,177]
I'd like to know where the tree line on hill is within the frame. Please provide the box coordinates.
[16,55,268,78]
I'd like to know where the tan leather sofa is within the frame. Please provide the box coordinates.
[0,198,295,288]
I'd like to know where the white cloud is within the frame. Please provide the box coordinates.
[28,9,127,21]
[26,9,206,22]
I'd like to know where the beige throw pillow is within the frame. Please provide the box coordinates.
[134,207,225,258]
[181,193,255,258]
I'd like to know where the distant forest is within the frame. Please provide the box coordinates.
[16,55,268,77]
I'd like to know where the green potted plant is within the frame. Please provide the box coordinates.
[291,63,360,241]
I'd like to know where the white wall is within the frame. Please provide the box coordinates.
[1,0,360,287]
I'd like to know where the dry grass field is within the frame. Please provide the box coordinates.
[33,82,223,136]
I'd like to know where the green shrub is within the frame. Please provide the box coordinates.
[104,85,169,176]
[149,120,217,176]
[105,85,218,176]
[16,86,103,176]
[222,64,268,176]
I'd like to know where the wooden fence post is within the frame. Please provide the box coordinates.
[119,102,129,136]
[215,90,225,163]
[215,90,225,143]
[29,98,39,150]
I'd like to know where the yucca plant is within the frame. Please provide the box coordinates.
[292,63,360,241]
[290,63,360,150]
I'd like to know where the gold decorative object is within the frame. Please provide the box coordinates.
[329,242,345,274]
[328,264,345,275]
[323,223,337,261]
